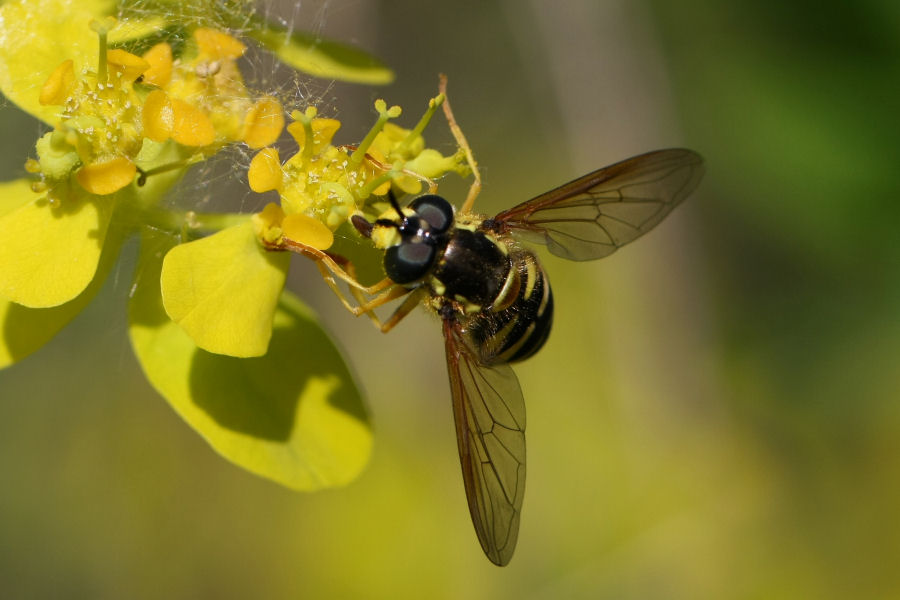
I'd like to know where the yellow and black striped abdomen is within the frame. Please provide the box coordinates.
[462,249,554,366]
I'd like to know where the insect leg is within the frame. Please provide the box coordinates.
[377,287,428,333]
[439,74,481,214]
[312,260,410,329]
[281,237,391,294]
[314,253,420,332]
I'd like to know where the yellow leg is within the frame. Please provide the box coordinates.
[378,287,428,333]
[292,240,424,332]
[314,259,425,332]
[281,237,391,295]
[439,74,482,214]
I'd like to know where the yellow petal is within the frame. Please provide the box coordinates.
[106,48,149,81]
[160,220,289,357]
[141,42,173,87]
[170,99,216,146]
[39,60,75,106]
[194,28,246,60]
[243,96,285,149]
[248,148,283,193]
[282,213,334,250]
[142,89,174,142]
[76,157,137,195]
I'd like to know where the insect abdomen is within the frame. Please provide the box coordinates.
[464,250,554,365]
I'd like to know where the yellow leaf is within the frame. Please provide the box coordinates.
[160,220,289,357]
[0,207,123,367]
[107,15,166,45]
[0,0,115,124]
[248,19,394,85]
[131,230,372,491]
[0,179,35,217]
[0,186,115,308]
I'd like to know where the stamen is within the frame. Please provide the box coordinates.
[89,17,117,84]
[350,99,401,167]
[397,93,444,154]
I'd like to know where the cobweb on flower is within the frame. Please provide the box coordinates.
[115,0,342,217]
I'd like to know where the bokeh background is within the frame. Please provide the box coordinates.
[2,0,899,597]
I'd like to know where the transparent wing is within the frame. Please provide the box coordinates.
[493,148,704,261]
[442,317,526,566]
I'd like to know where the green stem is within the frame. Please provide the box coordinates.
[90,18,115,83]
[136,159,199,186]
[350,100,402,167]
[358,170,398,199]
[397,94,444,155]
[139,206,249,235]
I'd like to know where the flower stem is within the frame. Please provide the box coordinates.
[90,17,117,84]
[136,160,199,186]
[139,206,249,236]
[397,94,444,155]
[350,100,402,167]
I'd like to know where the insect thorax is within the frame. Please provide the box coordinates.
[430,228,511,310]
[429,227,555,365]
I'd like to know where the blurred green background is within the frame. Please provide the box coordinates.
[2,0,899,597]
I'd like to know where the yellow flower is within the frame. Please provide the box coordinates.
[244,97,468,252]
[144,28,284,150]
[0,0,385,494]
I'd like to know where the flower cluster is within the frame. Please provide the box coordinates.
[160,95,468,357]
[247,98,468,247]
[0,0,472,491]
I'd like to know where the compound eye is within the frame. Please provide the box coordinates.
[384,241,437,284]
[410,194,454,233]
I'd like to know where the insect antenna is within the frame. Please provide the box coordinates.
[387,189,406,220]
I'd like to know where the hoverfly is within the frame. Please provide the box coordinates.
[282,81,704,566]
